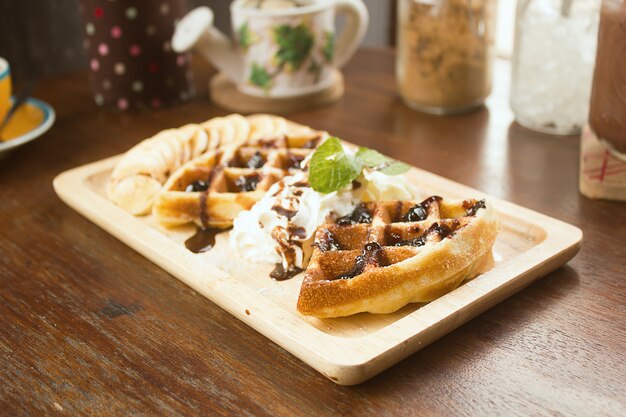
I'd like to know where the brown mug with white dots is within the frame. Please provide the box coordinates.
[81,0,194,111]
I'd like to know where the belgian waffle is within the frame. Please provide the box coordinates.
[107,113,324,216]
[297,196,499,318]
[152,134,323,228]
[107,114,251,215]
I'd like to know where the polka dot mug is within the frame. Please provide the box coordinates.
[81,0,193,111]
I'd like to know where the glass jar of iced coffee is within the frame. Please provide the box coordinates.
[589,0,626,159]
[396,0,496,114]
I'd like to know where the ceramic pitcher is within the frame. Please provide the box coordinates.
[172,0,368,98]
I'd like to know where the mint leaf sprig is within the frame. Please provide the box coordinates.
[309,137,410,193]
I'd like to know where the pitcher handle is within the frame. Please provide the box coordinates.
[331,0,369,68]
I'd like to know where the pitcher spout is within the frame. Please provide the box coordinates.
[172,7,244,84]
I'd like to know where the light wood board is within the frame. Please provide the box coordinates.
[53,156,582,385]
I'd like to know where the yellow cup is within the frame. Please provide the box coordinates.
[0,57,11,124]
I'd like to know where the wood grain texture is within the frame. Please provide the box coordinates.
[0,49,625,415]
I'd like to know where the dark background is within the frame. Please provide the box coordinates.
[0,0,393,82]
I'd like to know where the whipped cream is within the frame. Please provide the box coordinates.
[358,170,417,202]
[230,170,420,272]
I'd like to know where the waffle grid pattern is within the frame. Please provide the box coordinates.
[154,135,320,227]
[308,197,485,282]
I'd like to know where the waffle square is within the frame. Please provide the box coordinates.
[107,114,325,215]
[152,134,323,228]
[297,196,499,318]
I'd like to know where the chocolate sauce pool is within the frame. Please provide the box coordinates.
[185,227,232,253]
[270,264,303,281]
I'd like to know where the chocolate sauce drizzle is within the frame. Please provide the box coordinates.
[185,180,209,192]
[303,136,321,149]
[197,164,223,228]
[402,196,442,222]
[384,225,404,246]
[247,151,266,169]
[386,219,461,247]
[337,204,373,225]
[287,153,305,170]
[287,224,307,239]
[430,221,459,239]
[335,242,387,280]
[393,201,403,222]
[256,137,281,149]
[464,199,486,216]
[403,205,427,222]
[199,193,210,229]
[316,229,342,252]
[291,180,309,188]
[268,222,307,281]
[235,173,261,192]
[272,204,297,220]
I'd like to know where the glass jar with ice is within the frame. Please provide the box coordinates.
[510,0,601,135]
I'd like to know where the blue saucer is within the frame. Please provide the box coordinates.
[0,97,56,157]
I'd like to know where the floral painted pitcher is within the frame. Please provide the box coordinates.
[173,0,368,98]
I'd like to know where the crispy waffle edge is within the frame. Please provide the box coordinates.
[296,201,500,318]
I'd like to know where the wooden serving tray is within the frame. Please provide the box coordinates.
[53,155,582,385]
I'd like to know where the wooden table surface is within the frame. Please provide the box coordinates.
[1,48,624,416]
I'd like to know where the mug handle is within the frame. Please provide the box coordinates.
[331,0,369,68]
